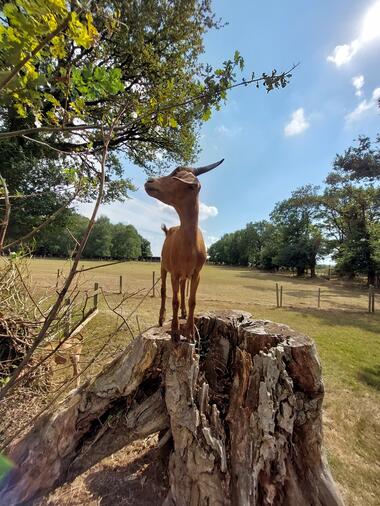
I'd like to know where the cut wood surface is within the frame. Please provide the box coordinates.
[0,310,344,506]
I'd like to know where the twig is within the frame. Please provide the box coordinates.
[0,175,10,250]
[0,125,112,400]
[76,259,126,273]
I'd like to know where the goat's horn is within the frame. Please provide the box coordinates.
[192,159,224,176]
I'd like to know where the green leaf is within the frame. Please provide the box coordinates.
[0,454,13,480]
[201,108,211,121]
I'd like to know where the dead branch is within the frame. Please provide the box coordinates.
[0,175,10,250]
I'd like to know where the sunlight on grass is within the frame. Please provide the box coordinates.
[28,258,380,506]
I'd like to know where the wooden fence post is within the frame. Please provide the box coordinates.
[368,285,375,313]
[119,275,123,294]
[276,283,279,308]
[317,288,321,309]
[94,282,99,309]
[152,271,156,297]
[56,269,60,289]
[280,285,283,308]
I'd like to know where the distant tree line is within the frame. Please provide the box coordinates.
[18,212,152,260]
[209,136,380,285]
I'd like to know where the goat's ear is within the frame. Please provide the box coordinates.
[173,175,200,190]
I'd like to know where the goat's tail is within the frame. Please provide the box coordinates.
[161,223,168,236]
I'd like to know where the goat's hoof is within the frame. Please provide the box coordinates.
[159,319,164,327]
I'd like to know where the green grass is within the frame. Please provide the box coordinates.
[28,258,380,506]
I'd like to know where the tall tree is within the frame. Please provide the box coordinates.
[321,136,380,285]
[271,186,322,277]
[83,215,112,258]
[140,236,152,259]
[111,223,142,259]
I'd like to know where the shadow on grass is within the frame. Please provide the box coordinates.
[85,444,168,506]
[358,365,380,391]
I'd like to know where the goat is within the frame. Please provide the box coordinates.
[144,159,224,342]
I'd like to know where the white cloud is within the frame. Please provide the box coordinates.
[352,75,365,96]
[373,87,380,100]
[327,1,380,66]
[216,124,242,137]
[284,108,310,137]
[345,86,380,123]
[199,202,218,221]
[76,196,218,256]
[327,39,361,66]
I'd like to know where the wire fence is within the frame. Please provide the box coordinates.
[274,282,377,313]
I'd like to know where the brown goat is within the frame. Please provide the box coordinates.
[145,159,224,342]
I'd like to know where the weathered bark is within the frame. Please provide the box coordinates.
[0,331,171,504]
[0,311,344,506]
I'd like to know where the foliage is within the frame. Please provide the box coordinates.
[29,212,151,260]
[83,215,112,258]
[0,0,99,122]
[0,0,293,253]
[140,236,152,259]
[320,136,380,284]
[270,186,323,276]
[111,223,141,260]
[0,0,292,167]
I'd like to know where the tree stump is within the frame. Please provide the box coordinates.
[0,310,344,506]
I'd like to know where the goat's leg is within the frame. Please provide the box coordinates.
[69,353,81,388]
[180,279,187,319]
[186,272,200,343]
[171,275,180,342]
[159,267,167,326]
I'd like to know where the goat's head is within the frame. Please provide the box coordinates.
[144,159,224,207]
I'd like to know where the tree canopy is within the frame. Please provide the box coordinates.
[34,212,151,260]
[0,0,292,165]
[0,0,294,252]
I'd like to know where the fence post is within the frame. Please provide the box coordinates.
[368,285,375,313]
[56,269,60,289]
[276,283,279,308]
[119,275,123,294]
[280,285,283,308]
[152,271,156,297]
[317,288,321,309]
[94,282,99,309]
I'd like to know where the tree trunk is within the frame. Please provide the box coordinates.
[367,268,376,286]
[0,311,344,506]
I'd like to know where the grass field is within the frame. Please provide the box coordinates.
[28,258,380,506]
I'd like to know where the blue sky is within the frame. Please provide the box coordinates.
[79,0,380,255]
